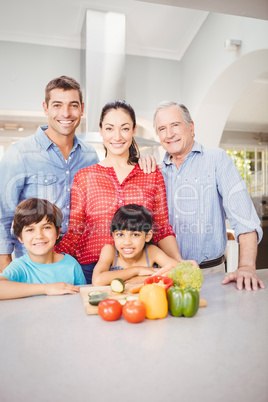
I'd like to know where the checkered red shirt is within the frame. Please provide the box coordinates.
[55,164,175,264]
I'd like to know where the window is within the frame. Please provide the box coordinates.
[222,147,268,197]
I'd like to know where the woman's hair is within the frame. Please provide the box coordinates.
[99,100,140,165]
[153,101,193,131]
[110,204,152,235]
[13,198,63,238]
[45,75,83,106]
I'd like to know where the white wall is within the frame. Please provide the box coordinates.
[181,13,268,146]
[0,41,180,119]
[0,41,81,111]
[126,55,180,121]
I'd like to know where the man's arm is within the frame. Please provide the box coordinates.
[222,231,265,291]
[158,236,182,261]
[238,231,257,270]
[0,146,25,261]
[0,255,12,273]
[158,236,198,267]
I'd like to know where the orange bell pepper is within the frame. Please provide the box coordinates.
[139,284,168,319]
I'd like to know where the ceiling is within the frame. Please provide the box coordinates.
[0,0,210,60]
[1,0,267,59]
[137,0,268,20]
[0,0,268,140]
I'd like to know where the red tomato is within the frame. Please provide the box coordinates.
[98,299,122,321]
[122,300,146,323]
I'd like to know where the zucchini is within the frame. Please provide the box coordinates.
[110,278,125,293]
[88,291,103,297]
[88,291,108,306]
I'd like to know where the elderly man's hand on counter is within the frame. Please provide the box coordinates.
[222,231,265,291]
[222,266,266,291]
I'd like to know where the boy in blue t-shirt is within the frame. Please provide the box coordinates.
[0,198,86,300]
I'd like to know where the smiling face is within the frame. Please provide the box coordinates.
[113,230,152,261]
[18,216,60,263]
[43,88,84,141]
[155,105,195,159]
[99,108,137,158]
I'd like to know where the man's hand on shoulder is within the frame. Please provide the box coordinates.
[138,155,163,174]
[222,266,265,291]
[0,255,12,273]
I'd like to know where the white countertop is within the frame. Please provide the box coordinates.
[1,270,268,402]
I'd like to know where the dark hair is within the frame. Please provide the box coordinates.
[99,100,140,165]
[110,204,152,235]
[13,198,63,238]
[45,75,83,106]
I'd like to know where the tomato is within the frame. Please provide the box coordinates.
[122,300,146,323]
[98,299,122,321]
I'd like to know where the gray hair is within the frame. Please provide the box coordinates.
[153,101,193,131]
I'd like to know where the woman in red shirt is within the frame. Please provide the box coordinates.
[55,100,183,283]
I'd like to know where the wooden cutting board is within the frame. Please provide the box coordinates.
[80,284,207,315]
[80,284,136,315]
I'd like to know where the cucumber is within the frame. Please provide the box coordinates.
[88,291,108,306]
[118,298,127,306]
[126,295,139,301]
[110,278,125,293]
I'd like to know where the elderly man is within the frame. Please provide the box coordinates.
[140,101,264,291]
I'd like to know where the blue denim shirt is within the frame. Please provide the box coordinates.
[0,126,99,257]
[161,142,263,264]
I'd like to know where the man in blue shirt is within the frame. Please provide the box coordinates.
[0,76,99,271]
[148,101,264,291]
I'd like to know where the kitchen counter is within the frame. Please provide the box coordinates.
[1,270,268,402]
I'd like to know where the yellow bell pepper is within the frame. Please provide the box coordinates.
[139,284,168,319]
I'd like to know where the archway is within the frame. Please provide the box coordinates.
[195,49,268,147]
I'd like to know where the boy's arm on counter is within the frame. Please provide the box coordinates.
[0,276,80,300]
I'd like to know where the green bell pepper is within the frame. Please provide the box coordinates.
[167,285,199,317]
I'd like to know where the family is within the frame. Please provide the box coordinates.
[0,75,264,299]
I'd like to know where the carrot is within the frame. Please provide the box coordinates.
[129,284,143,294]
[199,297,207,307]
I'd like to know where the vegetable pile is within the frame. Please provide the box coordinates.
[95,264,205,323]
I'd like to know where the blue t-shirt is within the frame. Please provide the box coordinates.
[0,253,86,285]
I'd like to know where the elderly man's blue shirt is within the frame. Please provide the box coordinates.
[161,141,262,264]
